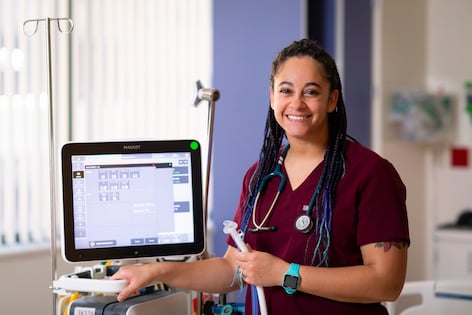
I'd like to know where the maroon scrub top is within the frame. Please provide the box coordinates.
[228,141,409,315]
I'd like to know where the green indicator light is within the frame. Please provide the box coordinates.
[190,141,199,150]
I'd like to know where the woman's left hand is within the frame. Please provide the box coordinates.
[234,244,289,287]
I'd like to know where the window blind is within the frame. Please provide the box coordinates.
[0,0,213,249]
[0,0,62,247]
[71,0,212,143]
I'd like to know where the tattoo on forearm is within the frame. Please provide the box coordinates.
[375,241,408,252]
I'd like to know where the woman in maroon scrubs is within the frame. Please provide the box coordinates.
[113,38,410,315]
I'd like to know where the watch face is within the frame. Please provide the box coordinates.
[283,274,299,289]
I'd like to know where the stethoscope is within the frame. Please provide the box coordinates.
[249,144,318,234]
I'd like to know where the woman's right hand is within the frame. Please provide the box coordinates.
[111,264,158,301]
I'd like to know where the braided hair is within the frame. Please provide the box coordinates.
[240,39,348,267]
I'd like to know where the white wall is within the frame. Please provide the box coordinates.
[0,248,76,314]
[372,0,429,281]
[373,0,472,281]
[426,0,472,225]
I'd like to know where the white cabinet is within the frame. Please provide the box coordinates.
[434,229,472,280]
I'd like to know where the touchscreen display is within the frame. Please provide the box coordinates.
[61,140,204,262]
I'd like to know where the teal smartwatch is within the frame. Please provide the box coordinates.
[282,263,300,294]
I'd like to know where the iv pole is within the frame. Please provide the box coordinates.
[193,80,220,315]
[193,80,220,226]
[23,17,74,315]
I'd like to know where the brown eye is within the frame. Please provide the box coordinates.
[305,89,319,96]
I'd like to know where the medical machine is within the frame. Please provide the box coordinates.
[54,139,205,314]
[69,290,191,315]
[60,139,205,263]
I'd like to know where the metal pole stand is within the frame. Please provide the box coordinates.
[193,80,220,315]
[23,17,74,315]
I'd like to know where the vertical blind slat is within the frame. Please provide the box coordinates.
[3,0,16,245]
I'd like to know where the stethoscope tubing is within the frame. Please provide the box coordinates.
[250,144,318,233]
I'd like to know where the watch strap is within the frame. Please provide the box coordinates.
[282,263,300,294]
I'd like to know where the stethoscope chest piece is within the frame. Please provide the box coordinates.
[295,214,313,233]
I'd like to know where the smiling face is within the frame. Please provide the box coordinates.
[270,56,338,144]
